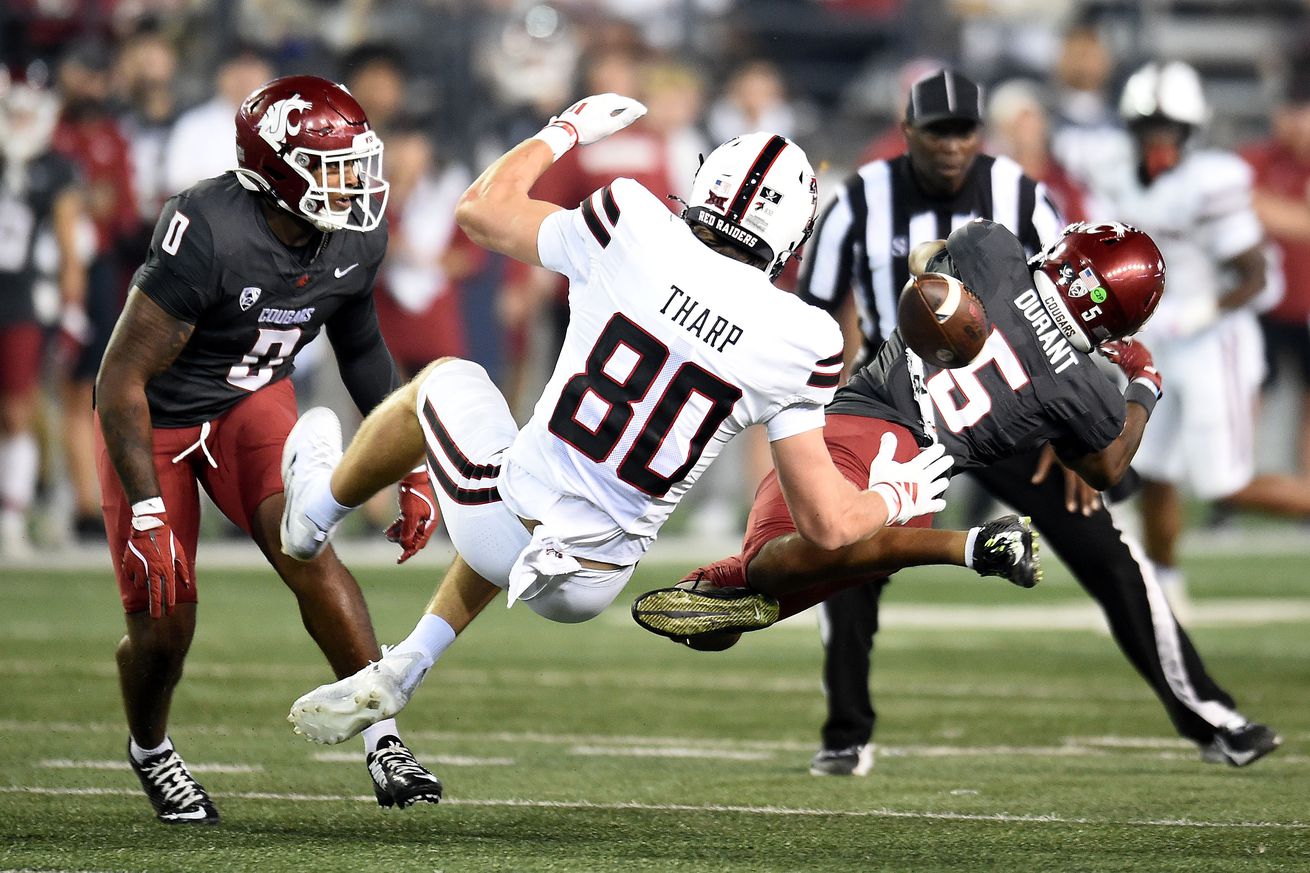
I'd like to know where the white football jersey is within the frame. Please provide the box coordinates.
[1089,148,1263,341]
[500,177,842,565]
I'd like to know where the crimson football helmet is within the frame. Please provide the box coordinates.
[234,75,388,232]
[1029,221,1165,351]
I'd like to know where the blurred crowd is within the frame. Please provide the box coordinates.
[3,0,1310,556]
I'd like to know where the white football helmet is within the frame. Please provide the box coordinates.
[0,64,59,173]
[1119,61,1210,127]
[683,131,818,280]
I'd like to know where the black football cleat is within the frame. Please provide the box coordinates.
[367,736,443,808]
[127,741,219,824]
[632,576,780,641]
[1200,723,1283,767]
[970,515,1041,588]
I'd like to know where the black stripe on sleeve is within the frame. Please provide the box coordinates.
[807,370,841,388]
[816,351,844,367]
[726,135,789,221]
[580,195,611,248]
[601,185,621,226]
[1017,175,1040,256]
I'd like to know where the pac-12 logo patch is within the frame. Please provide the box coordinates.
[240,286,262,311]
[257,95,312,150]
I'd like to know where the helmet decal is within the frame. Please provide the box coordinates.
[257,95,313,151]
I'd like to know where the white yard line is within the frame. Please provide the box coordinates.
[1,785,1305,830]
[5,720,1306,763]
[570,745,774,761]
[38,759,262,774]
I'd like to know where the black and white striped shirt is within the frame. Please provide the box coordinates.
[798,152,1063,356]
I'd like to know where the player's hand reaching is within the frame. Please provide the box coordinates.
[867,434,954,525]
[123,498,190,619]
[1100,338,1163,397]
[385,468,439,564]
[1031,444,1101,516]
[532,93,648,160]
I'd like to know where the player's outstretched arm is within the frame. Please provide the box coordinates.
[96,288,197,618]
[1058,338,1161,490]
[770,429,951,551]
[455,93,646,266]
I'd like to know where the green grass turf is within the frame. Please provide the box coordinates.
[1,551,1307,872]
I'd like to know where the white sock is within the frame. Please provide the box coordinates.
[962,527,981,569]
[0,433,38,510]
[362,718,400,753]
[129,735,174,763]
[389,613,457,666]
[304,474,353,530]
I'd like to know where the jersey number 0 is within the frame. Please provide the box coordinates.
[549,314,742,497]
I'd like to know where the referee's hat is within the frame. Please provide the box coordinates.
[905,69,983,127]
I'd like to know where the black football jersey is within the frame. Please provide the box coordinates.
[0,152,80,328]
[828,219,1126,470]
[132,173,388,427]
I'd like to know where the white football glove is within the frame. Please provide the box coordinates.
[867,433,953,525]
[531,93,648,161]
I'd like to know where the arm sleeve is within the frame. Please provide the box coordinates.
[1195,155,1264,262]
[796,185,857,312]
[1030,182,1066,249]
[326,276,401,414]
[132,195,220,324]
[1046,372,1127,456]
[765,401,826,441]
[538,179,643,286]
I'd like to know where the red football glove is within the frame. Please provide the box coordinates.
[385,468,439,564]
[123,499,191,619]
[1100,338,1163,396]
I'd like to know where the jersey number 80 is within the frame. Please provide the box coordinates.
[549,314,742,497]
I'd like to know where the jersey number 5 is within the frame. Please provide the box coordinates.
[926,330,1030,432]
[549,314,742,497]
[227,328,302,391]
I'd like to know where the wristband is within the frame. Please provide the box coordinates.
[1124,380,1160,417]
[131,497,166,517]
[869,482,902,524]
[531,122,578,162]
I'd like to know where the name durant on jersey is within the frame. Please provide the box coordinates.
[659,285,744,352]
[1012,288,1079,374]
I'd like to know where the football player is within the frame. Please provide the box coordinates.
[281,94,973,748]
[629,220,1167,640]
[0,64,86,557]
[1095,62,1310,606]
[95,76,443,824]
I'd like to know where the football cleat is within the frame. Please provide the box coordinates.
[367,736,444,808]
[1200,723,1283,767]
[809,744,874,777]
[289,648,431,745]
[631,573,779,641]
[970,515,1041,588]
[280,407,344,561]
[127,741,219,824]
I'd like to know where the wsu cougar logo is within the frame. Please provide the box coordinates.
[257,95,313,150]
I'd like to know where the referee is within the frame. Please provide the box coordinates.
[798,69,1277,776]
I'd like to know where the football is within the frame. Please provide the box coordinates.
[897,272,988,368]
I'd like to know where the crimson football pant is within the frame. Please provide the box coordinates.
[818,447,1242,751]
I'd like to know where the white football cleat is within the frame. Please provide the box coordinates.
[280,407,344,561]
[288,648,431,745]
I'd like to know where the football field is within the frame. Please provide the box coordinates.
[2,543,1308,872]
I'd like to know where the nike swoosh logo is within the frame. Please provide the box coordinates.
[160,807,211,821]
[334,263,360,279]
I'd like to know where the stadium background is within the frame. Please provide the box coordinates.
[2,1,1309,870]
